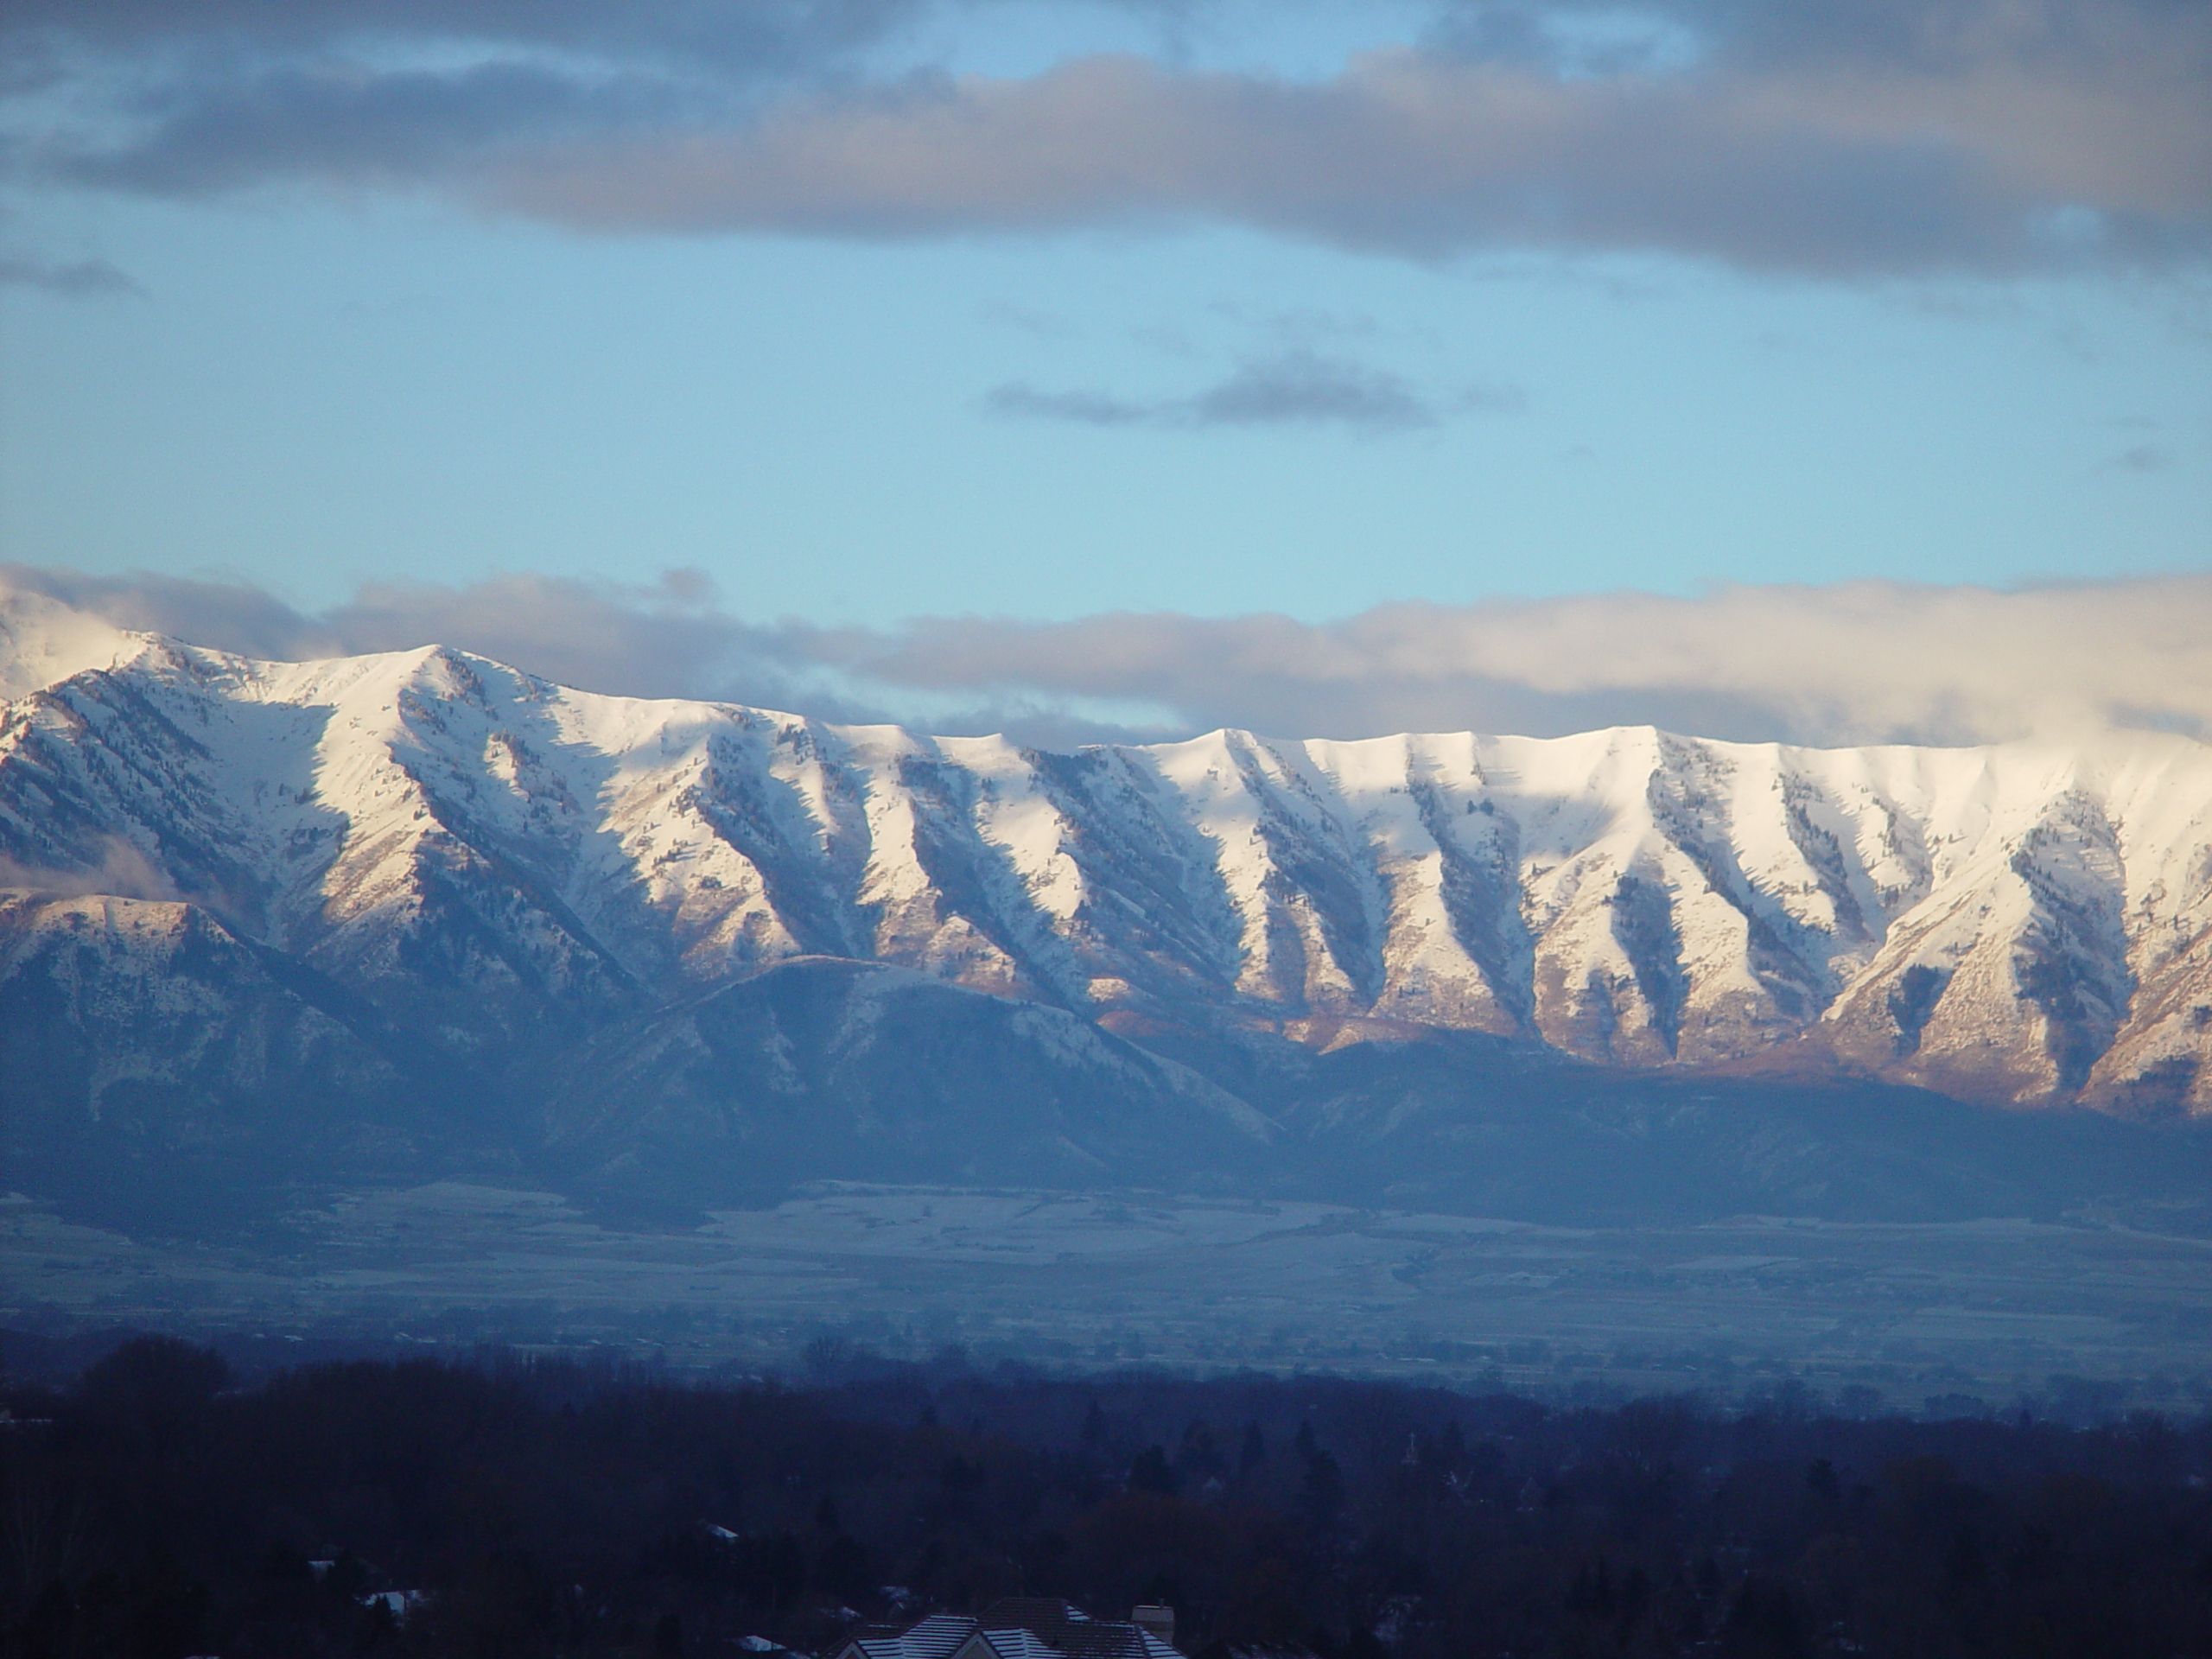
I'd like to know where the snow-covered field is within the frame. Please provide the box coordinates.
[6,1184,2209,1403]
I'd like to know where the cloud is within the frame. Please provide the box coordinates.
[10,563,2212,753]
[986,351,1503,434]
[480,43,2211,272]
[2104,442,2176,472]
[0,254,145,297]
[1185,353,1444,430]
[51,63,686,197]
[6,0,2206,276]
[0,563,775,708]
[985,384,1154,427]
[0,834,181,902]
[2,0,925,71]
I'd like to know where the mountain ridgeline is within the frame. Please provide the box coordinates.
[4,589,2212,1227]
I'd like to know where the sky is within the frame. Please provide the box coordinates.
[1,0,2208,745]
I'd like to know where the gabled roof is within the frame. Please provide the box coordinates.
[958,1629,1065,1659]
[865,1599,1179,1659]
[838,1614,980,1659]
[970,1599,1178,1659]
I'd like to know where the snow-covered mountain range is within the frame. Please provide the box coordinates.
[8,582,2209,1122]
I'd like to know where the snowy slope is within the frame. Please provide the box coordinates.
[4,590,2212,1115]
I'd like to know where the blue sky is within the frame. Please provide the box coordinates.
[9,194,2202,626]
[1,0,2208,739]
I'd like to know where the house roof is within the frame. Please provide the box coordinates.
[839,1614,980,1659]
[972,1599,1178,1659]
[863,1600,1179,1659]
[962,1629,1065,1659]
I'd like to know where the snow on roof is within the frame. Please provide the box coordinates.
[841,1613,980,1659]
[963,1629,1065,1659]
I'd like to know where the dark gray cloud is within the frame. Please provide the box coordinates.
[10,563,2211,752]
[1430,0,2208,77]
[5,0,932,197]
[56,64,683,196]
[1186,353,1441,430]
[985,384,1153,427]
[986,351,1503,434]
[479,39,2208,272]
[0,253,144,296]
[5,0,923,71]
[3,0,2204,276]
[2105,442,2176,472]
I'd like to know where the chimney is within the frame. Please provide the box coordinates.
[1130,1606,1174,1649]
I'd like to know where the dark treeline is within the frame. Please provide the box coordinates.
[7,1338,2212,1658]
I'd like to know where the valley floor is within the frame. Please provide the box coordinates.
[5,1184,2210,1413]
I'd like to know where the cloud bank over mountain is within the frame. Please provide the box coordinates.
[9,563,2208,751]
[5,0,2205,276]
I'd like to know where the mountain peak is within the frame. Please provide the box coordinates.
[4,589,2212,1121]
[0,580,158,700]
